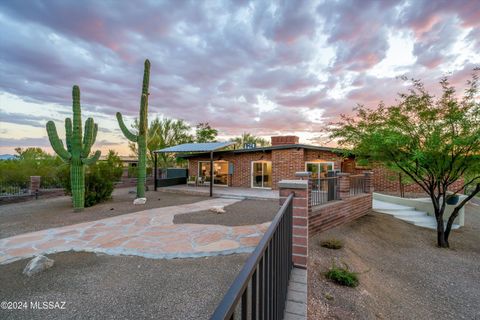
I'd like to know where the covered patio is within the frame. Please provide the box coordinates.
[153,141,235,197]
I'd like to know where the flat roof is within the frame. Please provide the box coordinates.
[153,141,235,153]
[178,144,350,158]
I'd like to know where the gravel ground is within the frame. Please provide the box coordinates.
[173,199,279,226]
[308,204,480,320]
[0,251,248,320]
[0,187,208,239]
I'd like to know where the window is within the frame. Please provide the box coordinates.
[305,162,334,179]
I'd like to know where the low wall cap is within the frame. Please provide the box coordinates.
[278,180,308,189]
[295,171,312,177]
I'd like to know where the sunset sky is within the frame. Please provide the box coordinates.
[0,0,479,156]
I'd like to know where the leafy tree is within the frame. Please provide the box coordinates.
[195,122,218,143]
[128,116,193,168]
[231,132,270,149]
[330,72,480,248]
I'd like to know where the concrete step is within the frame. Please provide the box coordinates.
[372,200,415,211]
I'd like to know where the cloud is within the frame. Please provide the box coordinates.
[0,111,49,128]
[0,0,479,153]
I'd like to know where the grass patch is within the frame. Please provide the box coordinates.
[325,264,359,287]
[319,238,343,250]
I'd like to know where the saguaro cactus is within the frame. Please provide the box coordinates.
[46,85,101,211]
[116,59,150,201]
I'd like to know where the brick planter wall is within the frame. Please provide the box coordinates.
[309,194,372,235]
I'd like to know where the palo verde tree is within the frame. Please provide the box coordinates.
[330,71,480,248]
[117,59,150,200]
[46,85,101,211]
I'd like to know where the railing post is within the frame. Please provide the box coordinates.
[337,172,351,200]
[278,177,310,269]
[363,171,374,193]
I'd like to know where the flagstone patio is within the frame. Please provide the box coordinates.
[0,198,270,265]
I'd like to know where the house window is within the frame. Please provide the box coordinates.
[305,162,334,179]
[198,161,229,186]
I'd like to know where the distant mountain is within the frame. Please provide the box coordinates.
[0,154,16,160]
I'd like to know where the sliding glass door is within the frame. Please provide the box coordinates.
[251,161,272,189]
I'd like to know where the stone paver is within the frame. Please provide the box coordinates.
[285,268,307,319]
[0,198,271,265]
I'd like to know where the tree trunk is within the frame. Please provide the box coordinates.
[436,217,449,248]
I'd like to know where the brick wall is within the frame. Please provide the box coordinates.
[309,194,372,235]
[271,149,304,189]
[367,164,464,195]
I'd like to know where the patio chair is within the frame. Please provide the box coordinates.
[187,176,197,187]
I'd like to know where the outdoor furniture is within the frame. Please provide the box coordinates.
[187,176,197,187]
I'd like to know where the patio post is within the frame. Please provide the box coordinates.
[154,152,158,191]
[210,151,213,197]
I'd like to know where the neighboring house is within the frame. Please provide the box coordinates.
[99,155,138,178]
[181,136,357,190]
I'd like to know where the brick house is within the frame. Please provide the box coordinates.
[182,136,357,190]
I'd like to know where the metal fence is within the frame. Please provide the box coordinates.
[349,175,366,196]
[0,182,29,197]
[210,193,294,320]
[311,176,340,206]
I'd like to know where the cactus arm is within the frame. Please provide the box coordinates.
[46,121,71,161]
[65,118,72,152]
[116,112,138,142]
[82,150,101,165]
[92,123,98,145]
[82,118,95,157]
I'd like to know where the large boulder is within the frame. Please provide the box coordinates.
[23,255,54,277]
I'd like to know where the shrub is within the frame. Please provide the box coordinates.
[0,148,64,188]
[320,238,343,249]
[61,150,123,207]
[325,264,359,287]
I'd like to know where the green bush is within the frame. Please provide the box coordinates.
[325,264,359,287]
[0,148,64,188]
[61,150,123,207]
[320,238,343,250]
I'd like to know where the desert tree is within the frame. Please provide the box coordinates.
[330,71,480,248]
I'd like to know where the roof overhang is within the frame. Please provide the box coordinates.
[153,141,235,153]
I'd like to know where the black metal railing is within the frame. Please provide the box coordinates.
[311,176,340,206]
[210,193,294,320]
[350,175,366,196]
[0,182,28,197]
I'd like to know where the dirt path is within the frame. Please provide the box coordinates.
[308,204,480,320]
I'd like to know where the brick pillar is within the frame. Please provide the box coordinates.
[363,171,374,193]
[29,176,41,194]
[338,173,350,200]
[278,179,311,269]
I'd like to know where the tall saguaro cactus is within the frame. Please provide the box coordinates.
[116,59,150,201]
[46,85,101,211]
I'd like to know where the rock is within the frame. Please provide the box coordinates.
[209,206,226,214]
[133,197,147,205]
[23,255,54,277]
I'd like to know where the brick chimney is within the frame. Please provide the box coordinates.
[271,135,300,146]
